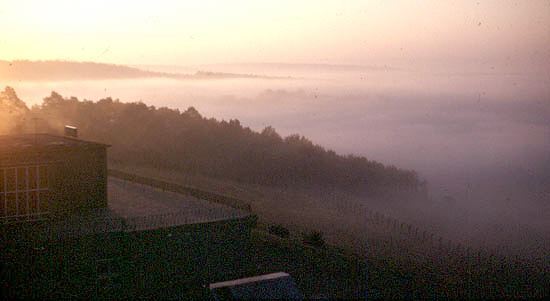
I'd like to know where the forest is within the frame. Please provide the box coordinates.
[1,86,423,198]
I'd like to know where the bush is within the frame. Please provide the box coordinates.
[302,231,325,248]
[268,224,290,238]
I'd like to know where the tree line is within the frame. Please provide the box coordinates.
[1,87,424,197]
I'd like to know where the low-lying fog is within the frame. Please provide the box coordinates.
[6,64,549,253]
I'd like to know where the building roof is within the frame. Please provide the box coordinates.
[108,177,251,231]
[19,177,252,240]
[209,272,291,289]
[209,272,303,300]
[0,133,110,154]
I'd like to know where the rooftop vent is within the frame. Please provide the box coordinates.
[64,125,78,138]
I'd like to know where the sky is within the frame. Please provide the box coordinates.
[1,0,549,70]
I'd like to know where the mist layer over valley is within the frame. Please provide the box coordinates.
[2,62,549,258]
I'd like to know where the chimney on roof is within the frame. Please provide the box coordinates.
[64,125,78,138]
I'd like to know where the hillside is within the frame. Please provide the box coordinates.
[105,169,546,299]
[2,87,423,197]
[0,60,283,81]
[2,86,546,298]
[106,169,547,298]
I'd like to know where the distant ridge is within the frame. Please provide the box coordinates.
[195,62,398,71]
[0,60,287,81]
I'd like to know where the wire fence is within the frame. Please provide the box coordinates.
[124,207,249,232]
[361,209,547,262]
[19,206,251,242]
[108,169,252,212]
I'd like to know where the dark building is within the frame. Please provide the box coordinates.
[0,132,256,299]
[0,133,109,221]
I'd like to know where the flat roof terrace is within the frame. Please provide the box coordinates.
[3,177,252,241]
[0,133,109,155]
[108,177,251,231]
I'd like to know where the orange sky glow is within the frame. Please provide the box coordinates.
[0,0,549,70]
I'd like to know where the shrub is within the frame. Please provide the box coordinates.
[303,230,325,248]
[268,224,290,238]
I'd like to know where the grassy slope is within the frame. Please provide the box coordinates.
[110,163,549,299]
[246,230,367,299]
[245,226,547,299]
[109,163,374,252]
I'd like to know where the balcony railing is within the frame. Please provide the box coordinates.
[2,207,252,241]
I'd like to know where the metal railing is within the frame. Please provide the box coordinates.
[108,169,253,212]
[124,207,250,232]
[6,208,252,241]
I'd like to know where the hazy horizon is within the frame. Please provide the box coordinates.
[4,62,549,202]
[1,0,549,259]
[2,1,549,69]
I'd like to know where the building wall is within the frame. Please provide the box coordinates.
[0,216,256,299]
[0,146,108,221]
[50,147,108,213]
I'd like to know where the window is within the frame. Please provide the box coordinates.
[17,167,26,191]
[39,166,48,189]
[29,167,37,190]
[0,165,50,223]
[6,168,15,192]
[6,193,16,217]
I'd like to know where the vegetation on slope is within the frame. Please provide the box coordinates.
[2,86,423,197]
[2,86,546,298]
